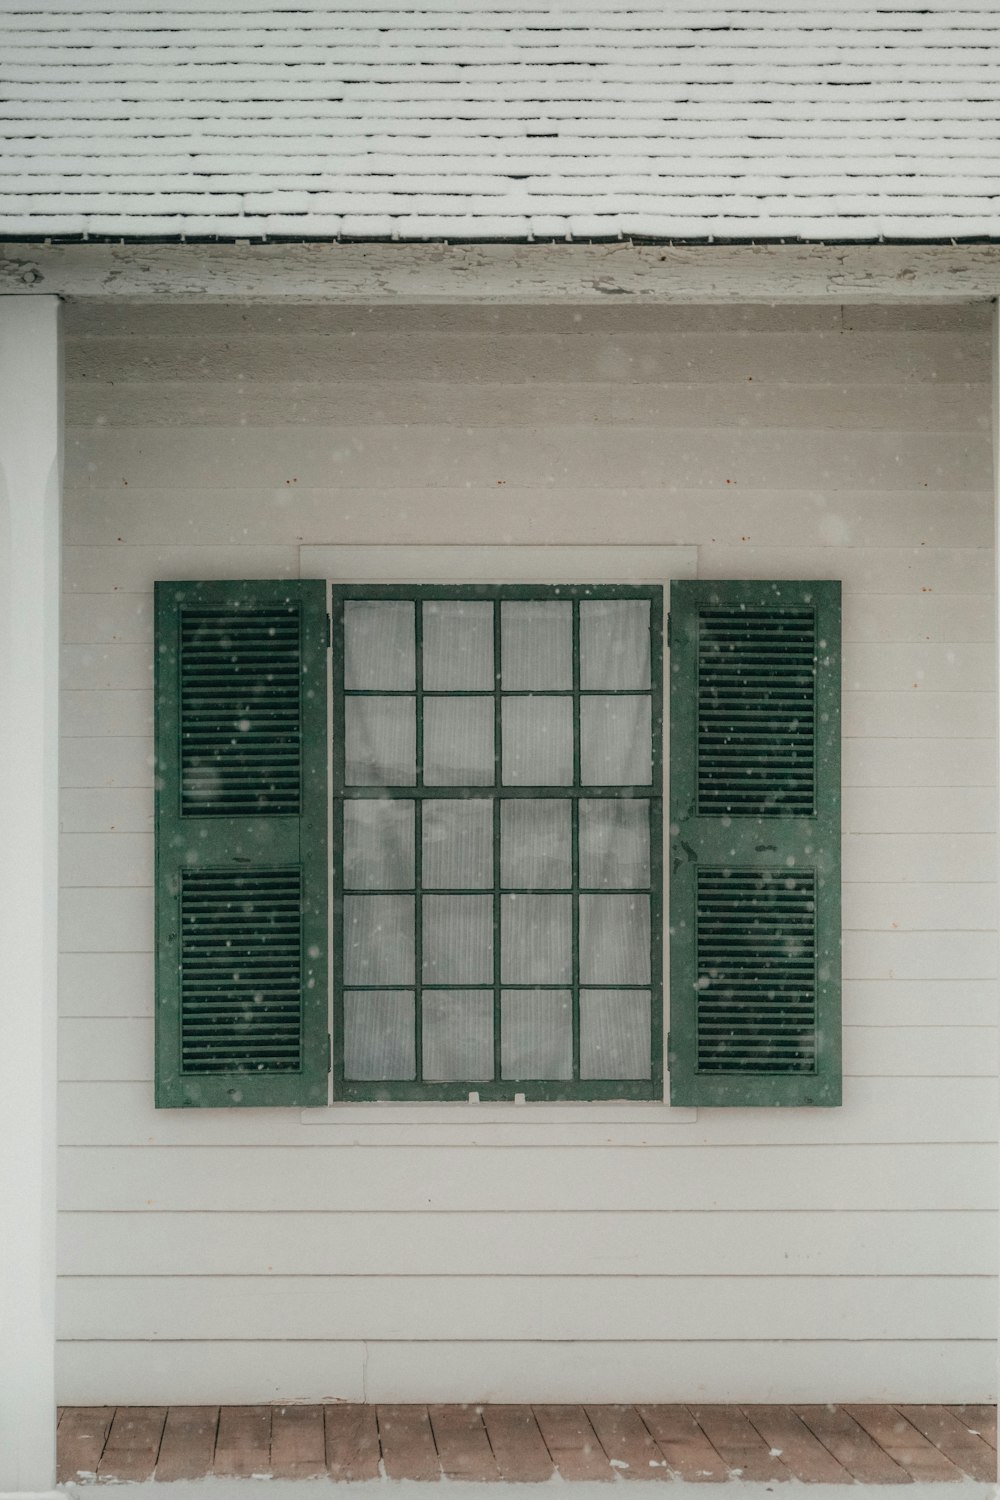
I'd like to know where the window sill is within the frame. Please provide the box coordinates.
[298,1100,696,1144]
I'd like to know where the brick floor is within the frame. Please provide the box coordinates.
[57,1403,997,1485]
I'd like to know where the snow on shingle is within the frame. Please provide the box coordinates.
[2,1,999,241]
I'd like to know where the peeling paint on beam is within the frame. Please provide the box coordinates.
[3,240,1000,303]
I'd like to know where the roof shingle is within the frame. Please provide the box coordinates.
[3,1,999,241]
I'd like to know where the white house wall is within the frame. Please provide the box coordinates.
[57,299,998,1404]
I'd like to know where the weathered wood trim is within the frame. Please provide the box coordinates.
[5,240,1000,303]
[300,543,697,584]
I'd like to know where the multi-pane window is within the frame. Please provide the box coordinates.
[332,585,663,1101]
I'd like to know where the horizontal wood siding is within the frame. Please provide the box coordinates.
[59,1206,996,1277]
[59,300,997,1404]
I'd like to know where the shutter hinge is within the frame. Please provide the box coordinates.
[666,613,672,649]
[327,1033,333,1072]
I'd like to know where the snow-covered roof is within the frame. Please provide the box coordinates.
[2,0,999,242]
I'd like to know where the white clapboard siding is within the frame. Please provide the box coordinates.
[843,594,995,643]
[59,1019,151,1082]
[63,542,993,597]
[55,1078,998,1149]
[64,423,991,493]
[56,1340,368,1407]
[60,737,153,789]
[843,738,996,787]
[692,1078,997,1148]
[65,378,991,437]
[57,1145,997,1214]
[843,979,998,1028]
[54,1338,998,1408]
[56,301,996,1404]
[58,1207,996,1278]
[62,486,994,552]
[64,331,991,387]
[59,888,153,954]
[843,787,997,834]
[58,1274,994,1343]
[63,303,978,341]
[843,1027,997,1077]
[66,303,991,341]
[58,953,153,1018]
[850,929,1000,983]
[60,643,151,691]
[60,788,153,834]
[63,544,300,594]
[843,883,998,931]
[701,546,994,595]
[62,591,153,645]
[358,1340,997,1409]
[842,690,996,738]
[843,642,995,691]
[842,931,998,980]
[843,834,996,883]
[60,834,153,889]
[60,689,151,738]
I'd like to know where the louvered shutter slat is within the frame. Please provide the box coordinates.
[669,580,841,1107]
[155,580,329,1108]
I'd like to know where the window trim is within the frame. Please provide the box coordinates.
[302,544,695,1116]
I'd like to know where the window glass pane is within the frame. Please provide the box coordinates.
[423,894,493,983]
[579,894,651,984]
[343,895,415,984]
[422,990,494,1081]
[580,990,651,1079]
[501,800,571,889]
[345,697,416,785]
[423,697,494,786]
[344,991,415,1079]
[422,800,493,889]
[423,600,493,690]
[501,894,572,983]
[501,601,572,689]
[343,800,415,889]
[501,990,573,1079]
[580,696,651,785]
[579,799,650,889]
[580,599,650,689]
[344,601,415,690]
[502,697,573,785]
[333,583,661,1099]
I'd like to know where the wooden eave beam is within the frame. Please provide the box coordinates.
[3,240,1000,303]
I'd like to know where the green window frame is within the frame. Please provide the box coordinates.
[331,584,664,1102]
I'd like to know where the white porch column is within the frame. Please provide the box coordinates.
[0,296,62,1496]
[995,305,1000,1440]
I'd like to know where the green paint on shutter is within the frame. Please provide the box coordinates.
[179,607,303,816]
[155,580,328,1108]
[697,607,818,816]
[179,869,304,1074]
[669,580,841,1107]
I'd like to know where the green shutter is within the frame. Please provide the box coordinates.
[668,580,841,1107]
[154,580,329,1108]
